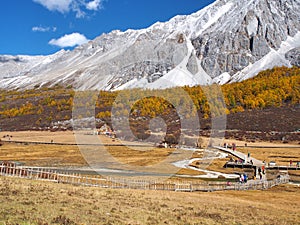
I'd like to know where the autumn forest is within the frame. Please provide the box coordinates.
[0,66,299,134]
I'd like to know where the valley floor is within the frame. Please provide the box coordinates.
[0,131,299,224]
[0,176,300,225]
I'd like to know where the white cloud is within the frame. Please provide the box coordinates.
[32,26,57,32]
[49,33,90,48]
[33,0,72,13]
[86,0,101,10]
[33,0,105,18]
[71,1,86,18]
[32,26,50,32]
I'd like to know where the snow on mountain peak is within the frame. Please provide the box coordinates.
[0,0,299,90]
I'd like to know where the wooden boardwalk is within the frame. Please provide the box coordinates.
[213,146,263,166]
[214,146,300,170]
[0,163,290,192]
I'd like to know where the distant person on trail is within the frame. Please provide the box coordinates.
[290,160,293,167]
[232,143,236,151]
[243,174,248,183]
[258,167,262,178]
[239,174,244,183]
[262,165,265,174]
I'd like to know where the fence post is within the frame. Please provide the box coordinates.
[7,166,11,176]
[78,174,81,185]
[12,166,16,177]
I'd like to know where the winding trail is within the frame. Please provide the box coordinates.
[172,149,240,179]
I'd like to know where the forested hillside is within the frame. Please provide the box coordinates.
[0,66,299,138]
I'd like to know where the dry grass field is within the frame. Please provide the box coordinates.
[0,131,299,175]
[0,131,204,177]
[0,142,84,167]
[0,176,299,225]
[0,131,77,144]
[0,131,300,224]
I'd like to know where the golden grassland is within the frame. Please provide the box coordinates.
[0,131,300,224]
[0,131,205,176]
[0,131,299,173]
[0,131,83,167]
[0,131,77,144]
[0,142,84,167]
[0,176,299,225]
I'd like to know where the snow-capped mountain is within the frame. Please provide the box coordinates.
[0,0,299,90]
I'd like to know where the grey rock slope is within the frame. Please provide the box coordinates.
[193,0,300,79]
[0,0,299,90]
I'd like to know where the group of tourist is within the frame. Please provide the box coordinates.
[223,142,237,151]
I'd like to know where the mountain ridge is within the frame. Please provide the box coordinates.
[0,0,299,90]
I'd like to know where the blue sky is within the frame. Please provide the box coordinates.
[0,0,215,56]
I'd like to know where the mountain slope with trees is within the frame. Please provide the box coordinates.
[0,66,299,141]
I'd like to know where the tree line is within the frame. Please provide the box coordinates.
[0,66,299,122]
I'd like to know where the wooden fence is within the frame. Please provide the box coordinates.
[0,163,290,192]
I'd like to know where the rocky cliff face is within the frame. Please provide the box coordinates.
[0,0,299,90]
[192,0,300,79]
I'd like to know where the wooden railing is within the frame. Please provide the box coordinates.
[0,164,290,192]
